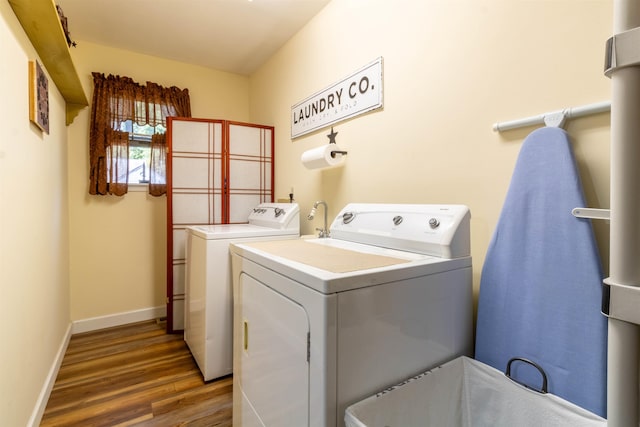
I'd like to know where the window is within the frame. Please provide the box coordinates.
[118,120,166,184]
[89,72,191,196]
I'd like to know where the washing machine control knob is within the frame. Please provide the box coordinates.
[274,208,284,217]
[428,218,440,229]
[393,215,403,226]
[342,212,355,224]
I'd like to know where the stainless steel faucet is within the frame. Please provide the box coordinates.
[308,200,329,238]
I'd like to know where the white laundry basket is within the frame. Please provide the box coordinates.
[344,356,606,427]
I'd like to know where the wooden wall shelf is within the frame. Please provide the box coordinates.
[9,0,88,125]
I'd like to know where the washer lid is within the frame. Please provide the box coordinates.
[186,202,300,239]
[187,223,299,239]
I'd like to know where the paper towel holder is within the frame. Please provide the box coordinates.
[327,127,347,158]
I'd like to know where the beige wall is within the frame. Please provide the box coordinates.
[67,42,251,321]
[66,0,614,323]
[0,3,71,426]
[250,0,613,295]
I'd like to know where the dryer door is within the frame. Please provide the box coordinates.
[239,274,310,426]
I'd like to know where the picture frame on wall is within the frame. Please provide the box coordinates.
[29,60,49,134]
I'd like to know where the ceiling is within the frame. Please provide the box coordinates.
[55,0,331,76]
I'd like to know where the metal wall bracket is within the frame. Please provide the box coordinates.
[572,208,610,221]
[603,278,640,325]
[605,26,640,77]
[543,111,567,128]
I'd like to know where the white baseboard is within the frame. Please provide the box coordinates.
[27,306,167,426]
[71,306,167,334]
[28,322,72,427]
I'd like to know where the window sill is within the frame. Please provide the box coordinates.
[128,183,150,193]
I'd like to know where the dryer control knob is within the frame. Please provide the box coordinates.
[428,218,440,229]
[393,215,403,226]
[274,208,284,217]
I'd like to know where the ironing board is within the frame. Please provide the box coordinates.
[475,127,607,417]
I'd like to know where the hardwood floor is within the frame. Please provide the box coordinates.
[41,320,232,427]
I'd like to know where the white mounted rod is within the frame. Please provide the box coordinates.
[607,1,640,426]
[492,101,610,132]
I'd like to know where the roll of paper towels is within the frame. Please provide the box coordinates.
[301,144,346,170]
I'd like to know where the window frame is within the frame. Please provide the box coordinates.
[117,119,166,187]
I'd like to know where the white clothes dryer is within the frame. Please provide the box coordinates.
[184,202,299,381]
[230,203,473,427]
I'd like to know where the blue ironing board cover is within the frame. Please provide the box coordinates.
[475,127,607,417]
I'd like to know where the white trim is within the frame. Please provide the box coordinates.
[71,305,167,334]
[28,323,72,427]
[27,306,167,425]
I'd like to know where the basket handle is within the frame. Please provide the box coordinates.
[505,357,548,394]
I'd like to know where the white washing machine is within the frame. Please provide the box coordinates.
[184,202,300,381]
[230,203,473,427]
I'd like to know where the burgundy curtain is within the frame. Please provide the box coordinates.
[89,73,191,196]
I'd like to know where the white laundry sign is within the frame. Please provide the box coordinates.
[291,57,383,139]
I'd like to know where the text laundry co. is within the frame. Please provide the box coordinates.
[291,58,383,138]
